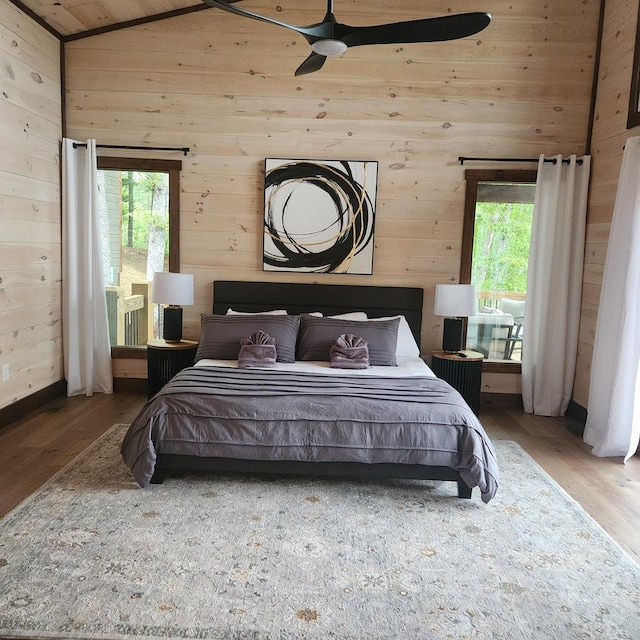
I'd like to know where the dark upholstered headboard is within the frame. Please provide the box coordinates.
[212,281,424,346]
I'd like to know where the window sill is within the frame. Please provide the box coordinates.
[111,346,147,359]
[482,361,522,374]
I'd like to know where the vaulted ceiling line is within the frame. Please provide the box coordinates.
[62,3,212,43]
[8,0,63,40]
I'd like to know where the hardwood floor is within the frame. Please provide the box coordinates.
[1,392,639,563]
[480,404,640,563]
[0,392,144,519]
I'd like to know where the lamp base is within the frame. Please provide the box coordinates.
[442,317,464,353]
[162,306,183,342]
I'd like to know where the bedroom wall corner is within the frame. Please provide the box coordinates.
[0,0,63,414]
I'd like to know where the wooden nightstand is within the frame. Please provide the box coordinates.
[147,339,198,398]
[430,350,484,416]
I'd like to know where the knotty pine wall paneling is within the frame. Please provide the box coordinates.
[63,0,600,389]
[0,0,62,412]
[572,0,638,408]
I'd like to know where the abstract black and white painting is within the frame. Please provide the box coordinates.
[263,158,378,274]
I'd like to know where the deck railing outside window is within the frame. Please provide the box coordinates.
[467,290,525,361]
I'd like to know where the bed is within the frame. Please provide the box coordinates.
[121,281,499,503]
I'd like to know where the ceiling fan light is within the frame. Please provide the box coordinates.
[312,39,348,56]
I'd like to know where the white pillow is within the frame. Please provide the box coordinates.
[370,315,420,357]
[328,312,368,320]
[226,308,287,315]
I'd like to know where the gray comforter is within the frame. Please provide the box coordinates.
[121,366,499,502]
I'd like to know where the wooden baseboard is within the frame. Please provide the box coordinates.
[0,380,67,429]
[565,399,587,436]
[113,377,148,393]
[567,399,587,423]
[480,392,523,410]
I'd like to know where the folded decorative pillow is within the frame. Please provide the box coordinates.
[330,334,369,369]
[298,314,399,366]
[196,314,298,363]
[238,330,277,368]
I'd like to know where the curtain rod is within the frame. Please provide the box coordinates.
[458,156,583,166]
[72,143,190,156]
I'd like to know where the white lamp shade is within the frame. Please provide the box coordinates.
[151,272,194,306]
[434,284,477,317]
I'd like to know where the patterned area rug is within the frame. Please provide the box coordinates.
[0,424,639,640]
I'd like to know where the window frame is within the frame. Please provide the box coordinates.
[461,169,537,373]
[98,157,182,356]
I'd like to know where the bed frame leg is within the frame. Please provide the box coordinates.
[457,480,473,499]
[150,468,165,484]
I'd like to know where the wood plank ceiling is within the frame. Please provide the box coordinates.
[13,0,209,38]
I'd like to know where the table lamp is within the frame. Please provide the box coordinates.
[434,284,477,353]
[151,272,194,342]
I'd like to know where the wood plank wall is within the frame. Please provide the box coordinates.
[63,0,600,366]
[4,0,633,411]
[573,0,639,408]
[0,0,62,412]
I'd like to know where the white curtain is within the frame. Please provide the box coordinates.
[521,154,590,416]
[583,138,640,461]
[62,138,113,396]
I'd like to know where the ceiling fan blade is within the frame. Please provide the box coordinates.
[202,0,324,41]
[295,52,328,76]
[341,12,491,47]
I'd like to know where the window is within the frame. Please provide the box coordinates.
[461,169,537,368]
[97,157,182,350]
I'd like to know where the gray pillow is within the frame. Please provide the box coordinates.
[196,314,298,363]
[298,314,400,366]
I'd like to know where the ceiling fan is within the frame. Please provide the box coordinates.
[202,0,491,76]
